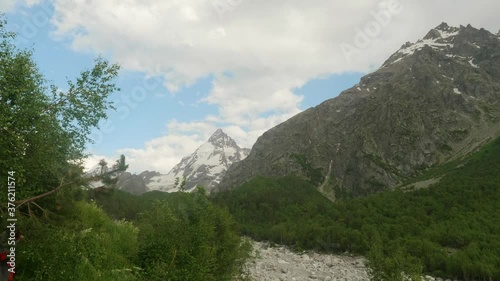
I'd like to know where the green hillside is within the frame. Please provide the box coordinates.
[213,137,500,280]
[89,189,171,221]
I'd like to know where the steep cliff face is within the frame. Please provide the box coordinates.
[219,23,500,196]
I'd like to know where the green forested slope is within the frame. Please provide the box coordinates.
[213,137,500,280]
[89,189,170,220]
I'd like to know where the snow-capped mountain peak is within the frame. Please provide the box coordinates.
[382,22,496,68]
[145,129,250,193]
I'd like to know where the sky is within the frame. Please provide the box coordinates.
[3,0,500,174]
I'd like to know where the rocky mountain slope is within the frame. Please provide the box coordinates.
[142,129,250,192]
[115,172,150,195]
[219,23,500,197]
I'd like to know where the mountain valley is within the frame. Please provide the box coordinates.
[3,11,500,281]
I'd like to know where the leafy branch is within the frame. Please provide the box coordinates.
[1,155,128,217]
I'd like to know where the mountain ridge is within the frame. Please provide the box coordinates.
[218,22,500,197]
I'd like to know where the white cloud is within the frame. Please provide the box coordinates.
[83,154,116,172]
[1,0,41,12]
[50,0,500,172]
[0,0,17,11]
[117,121,216,173]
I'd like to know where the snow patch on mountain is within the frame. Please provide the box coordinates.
[398,39,454,57]
[468,58,479,68]
[436,28,459,39]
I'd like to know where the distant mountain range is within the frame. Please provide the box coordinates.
[111,129,250,194]
[219,23,500,198]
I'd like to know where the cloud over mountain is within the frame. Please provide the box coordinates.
[46,0,500,172]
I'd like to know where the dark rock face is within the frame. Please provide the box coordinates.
[219,23,500,197]
[116,172,150,195]
[139,170,161,185]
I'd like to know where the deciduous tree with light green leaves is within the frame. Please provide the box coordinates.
[0,14,120,203]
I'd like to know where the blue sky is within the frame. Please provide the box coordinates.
[3,0,500,173]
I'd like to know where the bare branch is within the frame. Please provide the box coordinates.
[15,181,73,208]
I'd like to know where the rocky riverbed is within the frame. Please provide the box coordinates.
[239,241,370,281]
[238,241,456,281]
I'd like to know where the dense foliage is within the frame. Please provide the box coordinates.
[137,188,252,281]
[90,189,171,221]
[214,137,500,280]
[12,187,251,281]
[16,198,140,281]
